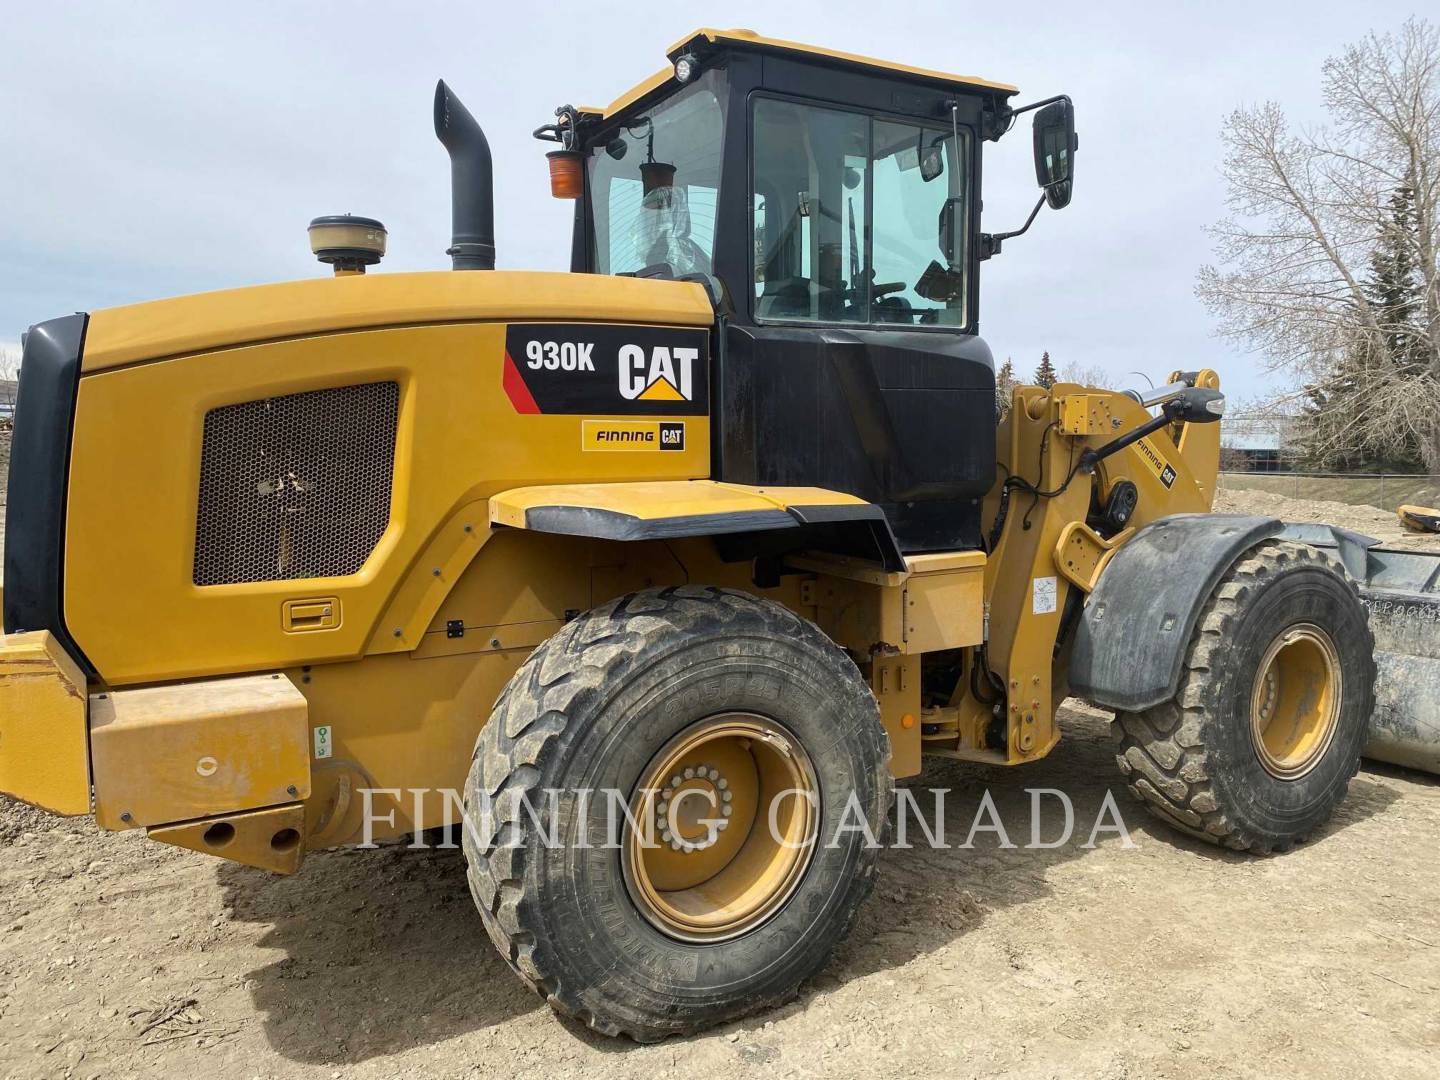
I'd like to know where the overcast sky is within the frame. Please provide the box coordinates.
[0,1,1425,401]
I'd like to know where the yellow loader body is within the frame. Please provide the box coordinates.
[1,253,1219,865]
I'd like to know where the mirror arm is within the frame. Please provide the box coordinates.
[997,93,1071,129]
[979,195,1045,261]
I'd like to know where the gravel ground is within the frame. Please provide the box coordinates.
[2,487,1439,1079]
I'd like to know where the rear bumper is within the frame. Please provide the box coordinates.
[0,630,90,815]
[1,640,314,871]
[90,672,311,832]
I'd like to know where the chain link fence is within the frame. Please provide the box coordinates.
[1219,471,1440,511]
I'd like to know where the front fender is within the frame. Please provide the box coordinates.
[1067,514,1283,711]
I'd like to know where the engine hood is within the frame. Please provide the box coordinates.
[81,270,715,372]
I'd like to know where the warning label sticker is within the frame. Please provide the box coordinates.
[1033,576,1058,615]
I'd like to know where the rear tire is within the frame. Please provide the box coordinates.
[462,585,891,1041]
[1111,540,1374,853]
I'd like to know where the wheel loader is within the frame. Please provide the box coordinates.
[3,28,1438,1042]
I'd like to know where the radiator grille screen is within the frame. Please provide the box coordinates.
[193,381,400,586]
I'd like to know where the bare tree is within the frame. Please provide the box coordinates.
[1058,360,1109,388]
[995,356,1016,417]
[1197,17,1440,468]
[1219,445,1254,473]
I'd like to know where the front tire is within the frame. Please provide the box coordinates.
[1112,540,1375,853]
[462,585,891,1041]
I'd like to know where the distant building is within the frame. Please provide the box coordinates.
[1220,413,1298,472]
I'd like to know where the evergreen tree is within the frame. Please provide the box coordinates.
[1295,332,1371,469]
[1296,184,1428,470]
[1365,184,1424,374]
[1033,352,1057,390]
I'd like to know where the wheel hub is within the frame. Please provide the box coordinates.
[1249,623,1342,780]
[655,763,735,852]
[623,714,818,943]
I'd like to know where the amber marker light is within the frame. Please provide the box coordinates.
[546,150,584,199]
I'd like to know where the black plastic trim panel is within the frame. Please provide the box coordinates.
[517,500,907,571]
[3,313,93,673]
[523,505,795,541]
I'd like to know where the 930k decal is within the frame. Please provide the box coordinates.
[503,323,710,416]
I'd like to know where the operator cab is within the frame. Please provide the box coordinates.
[542,29,1075,552]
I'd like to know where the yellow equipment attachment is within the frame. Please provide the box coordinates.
[1398,504,1440,533]
[149,803,308,875]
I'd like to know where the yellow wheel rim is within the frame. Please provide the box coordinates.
[1250,623,1342,780]
[622,714,819,943]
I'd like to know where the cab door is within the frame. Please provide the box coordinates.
[717,95,996,552]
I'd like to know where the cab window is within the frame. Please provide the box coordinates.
[753,98,970,327]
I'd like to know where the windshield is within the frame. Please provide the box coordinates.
[588,71,727,277]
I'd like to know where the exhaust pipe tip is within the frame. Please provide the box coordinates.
[434,79,496,271]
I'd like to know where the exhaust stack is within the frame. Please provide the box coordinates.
[434,80,496,270]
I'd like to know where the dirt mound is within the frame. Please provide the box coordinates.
[1216,485,1440,551]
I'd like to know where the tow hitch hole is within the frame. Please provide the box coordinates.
[270,828,301,853]
[203,822,236,848]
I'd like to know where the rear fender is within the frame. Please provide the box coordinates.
[489,480,906,572]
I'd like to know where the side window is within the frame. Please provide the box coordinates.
[752,100,971,327]
[872,119,968,327]
[752,99,868,323]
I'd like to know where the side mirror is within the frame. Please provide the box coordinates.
[1032,98,1077,210]
[919,141,944,183]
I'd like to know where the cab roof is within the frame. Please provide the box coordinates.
[587,28,1018,120]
